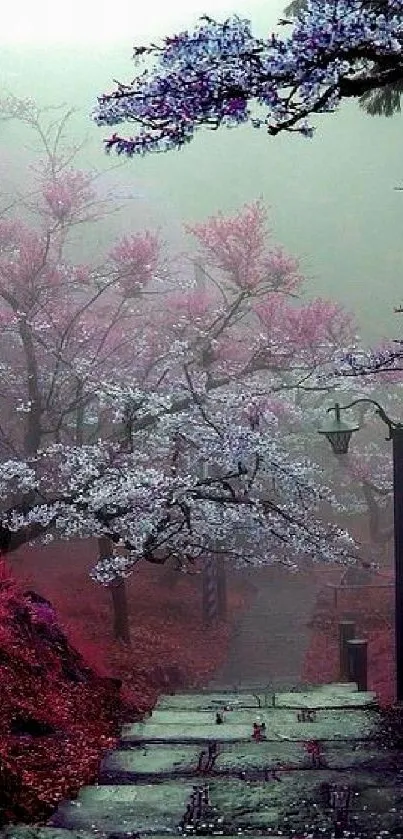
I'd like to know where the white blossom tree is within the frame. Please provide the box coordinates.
[0,96,378,644]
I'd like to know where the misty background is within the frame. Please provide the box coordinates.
[0,0,402,342]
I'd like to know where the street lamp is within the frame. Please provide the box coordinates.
[318,402,359,454]
[319,398,403,703]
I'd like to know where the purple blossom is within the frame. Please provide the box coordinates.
[94,2,403,155]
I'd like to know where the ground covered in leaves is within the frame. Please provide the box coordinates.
[0,540,251,825]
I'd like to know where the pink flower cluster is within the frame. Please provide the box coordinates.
[254,296,355,360]
[42,170,96,223]
[187,201,301,293]
[0,218,76,304]
[242,395,300,430]
[168,289,214,320]
[0,219,50,293]
[108,231,162,297]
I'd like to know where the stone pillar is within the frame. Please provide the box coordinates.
[339,620,356,681]
[347,638,368,691]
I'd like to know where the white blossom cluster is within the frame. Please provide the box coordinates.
[0,374,361,584]
[90,553,136,584]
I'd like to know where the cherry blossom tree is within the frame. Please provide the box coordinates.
[0,96,170,641]
[0,96,167,459]
[0,190,359,573]
[0,97,379,643]
[93,1,403,156]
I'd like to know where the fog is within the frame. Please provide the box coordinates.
[0,4,401,822]
[1,0,402,340]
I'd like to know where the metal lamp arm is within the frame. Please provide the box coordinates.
[329,397,401,440]
[325,394,403,702]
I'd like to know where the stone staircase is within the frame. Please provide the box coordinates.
[2,683,402,839]
[209,565,323,690]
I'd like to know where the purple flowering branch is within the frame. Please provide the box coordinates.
[334,343,403,376]
[93,1,403,156]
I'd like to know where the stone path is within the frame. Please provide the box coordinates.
[3,683,402,839]
[210,565,325,690]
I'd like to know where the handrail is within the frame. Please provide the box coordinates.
[326,583,394,589]
[325,581,394,609]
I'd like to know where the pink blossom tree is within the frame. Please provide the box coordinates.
[0,98,381,644]
[0,97,168,642]
[0,96,166,458]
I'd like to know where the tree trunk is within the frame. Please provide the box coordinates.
[98,536,131,645]
[18,317,42,455]
[110,576,131,645]
[75,379,85,446]
[361,481,393,547]
[217,556,227,620]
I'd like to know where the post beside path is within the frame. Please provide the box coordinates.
[339,620,356,681]
[347,639,368,692]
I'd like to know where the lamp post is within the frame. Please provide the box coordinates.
[319,399,403,703]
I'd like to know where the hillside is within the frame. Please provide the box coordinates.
[0,544,250,824]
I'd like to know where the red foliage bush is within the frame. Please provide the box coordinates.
[12,539,250,709]
[0,557,126,825]
[1,540,251,825]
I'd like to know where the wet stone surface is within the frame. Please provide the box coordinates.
[48,775,403,835]
[156,684,375,711]
[100,740,388,780]
[49,783,197,833]
[2,833,278,839]
[121,707,375,743]
[1,832,99,839]
[42,684,403,838]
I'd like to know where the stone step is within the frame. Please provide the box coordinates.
[156,684,376,711]
[0,831,284,839]
[48,782,196,834]
[148,706,376,726]
[1,831,282,839]
[0,831,95,839]
[120,708,375,743]
[47,773,403,834]
[5,687,386,838]
[100,740,387,782]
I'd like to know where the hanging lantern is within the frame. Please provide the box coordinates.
[318,403,359,455]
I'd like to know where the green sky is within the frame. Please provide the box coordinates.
[0,0,402,342]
